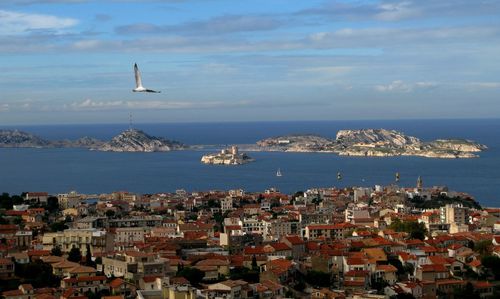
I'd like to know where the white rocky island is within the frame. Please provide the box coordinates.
[256,129,487,158]
[201,146,254,165]
[96,129,185,152]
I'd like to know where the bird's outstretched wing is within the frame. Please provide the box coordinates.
[134,63,143,89]
[145,89,161,93]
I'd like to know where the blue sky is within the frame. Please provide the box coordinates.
[0,0,499,124]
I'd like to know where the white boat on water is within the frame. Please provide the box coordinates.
[276,168,282,177]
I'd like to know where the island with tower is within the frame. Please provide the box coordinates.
[201,145,254,165]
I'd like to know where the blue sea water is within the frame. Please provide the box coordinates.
[0,119,499,207]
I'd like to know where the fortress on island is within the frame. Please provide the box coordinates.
[201,145,254,165]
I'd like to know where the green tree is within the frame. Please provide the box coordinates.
[474,240,492,256]
[229,267,259,283]
[105,209,115,218]
[177,267,204,286]
[481,255,500,279]
[304,270,331,288]
[14,260,60,288]
[68,247,82,263]
[251,255,258,271]
[85,244,96,267]
[454,282,480,299]
[46,196,59,213]
[389,219,427,240]
[50,221,68,232]
[51,246,63,257]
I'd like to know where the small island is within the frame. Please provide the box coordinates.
[256,129,487,158]
[201,146,254,165]
[0,129,185,152]
[97,129,185,152]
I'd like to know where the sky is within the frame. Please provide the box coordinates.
[0,0,499,125]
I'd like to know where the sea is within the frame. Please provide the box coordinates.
[0,119,499,207]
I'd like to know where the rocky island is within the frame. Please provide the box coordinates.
[201,146,254,165]
[0,129,185,152]
[256,129,487,158]
[97,129,185,152]
[0,129,103,149]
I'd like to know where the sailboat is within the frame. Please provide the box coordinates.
[337,172,342,181]
[276,168,282,177]
[395,172,400,182]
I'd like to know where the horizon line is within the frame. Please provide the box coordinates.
[1,117,500,127]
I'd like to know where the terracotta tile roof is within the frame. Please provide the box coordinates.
[109,278,125,288]
[468,259,481,268]
[473,281,492,288]
[435,279,466,286]
[307,222,356,230]
[2,289,24,296]
[420,264,448,272]
[345,270,369,277]
[142,276,160,283]
[0,258,13,265]
[284,235,305,245]
[376,264,398,272]
[170,276,190,285]
[270,242,291,251]
[196,259,230,266]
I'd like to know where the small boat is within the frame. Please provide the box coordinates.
[276,168,282,177]
[395,172,400,182]
[337,172,342,181]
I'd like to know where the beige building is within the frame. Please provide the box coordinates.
[42,228,114,255]
[102,251,170,281]
[440,204,468,226]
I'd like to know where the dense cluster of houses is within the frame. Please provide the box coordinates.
[0,184,499,299]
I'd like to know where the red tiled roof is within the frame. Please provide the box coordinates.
[109,278,125,288]
[420,264,448,272]
[307,222,356,230]
[376,264,398,272]
[2,290,23,296]
[142,276,160,283]
[270,242,291,251]
[284,235,305,245]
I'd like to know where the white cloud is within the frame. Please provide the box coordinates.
[66,99,250,111]
[0,9,78,35]
[466,82,500,89]
[375,1,421,21]
[375,80,438,92]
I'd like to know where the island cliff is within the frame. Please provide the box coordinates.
[256,129,486,158]
[0,129,184,152]
[97,129,185,152]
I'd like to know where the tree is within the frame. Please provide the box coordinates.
[229,267,259,283]
[389,219,427,240]
[454,282,480,299]
[14,260,60,288]
[304,270,331,288]
[85,244,96,267]
[51,246,63,257]
[105,210,115,218]
[68,247,82,263]
[251,255,258,271]
[474,240,492,256]
[481,255,500,279]
[177,267,204,286]
[50,221,68,232]
[46,196,59,213]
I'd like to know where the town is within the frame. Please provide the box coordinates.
[0,180,499,299]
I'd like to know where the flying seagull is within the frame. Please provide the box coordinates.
[133,63,160,93]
